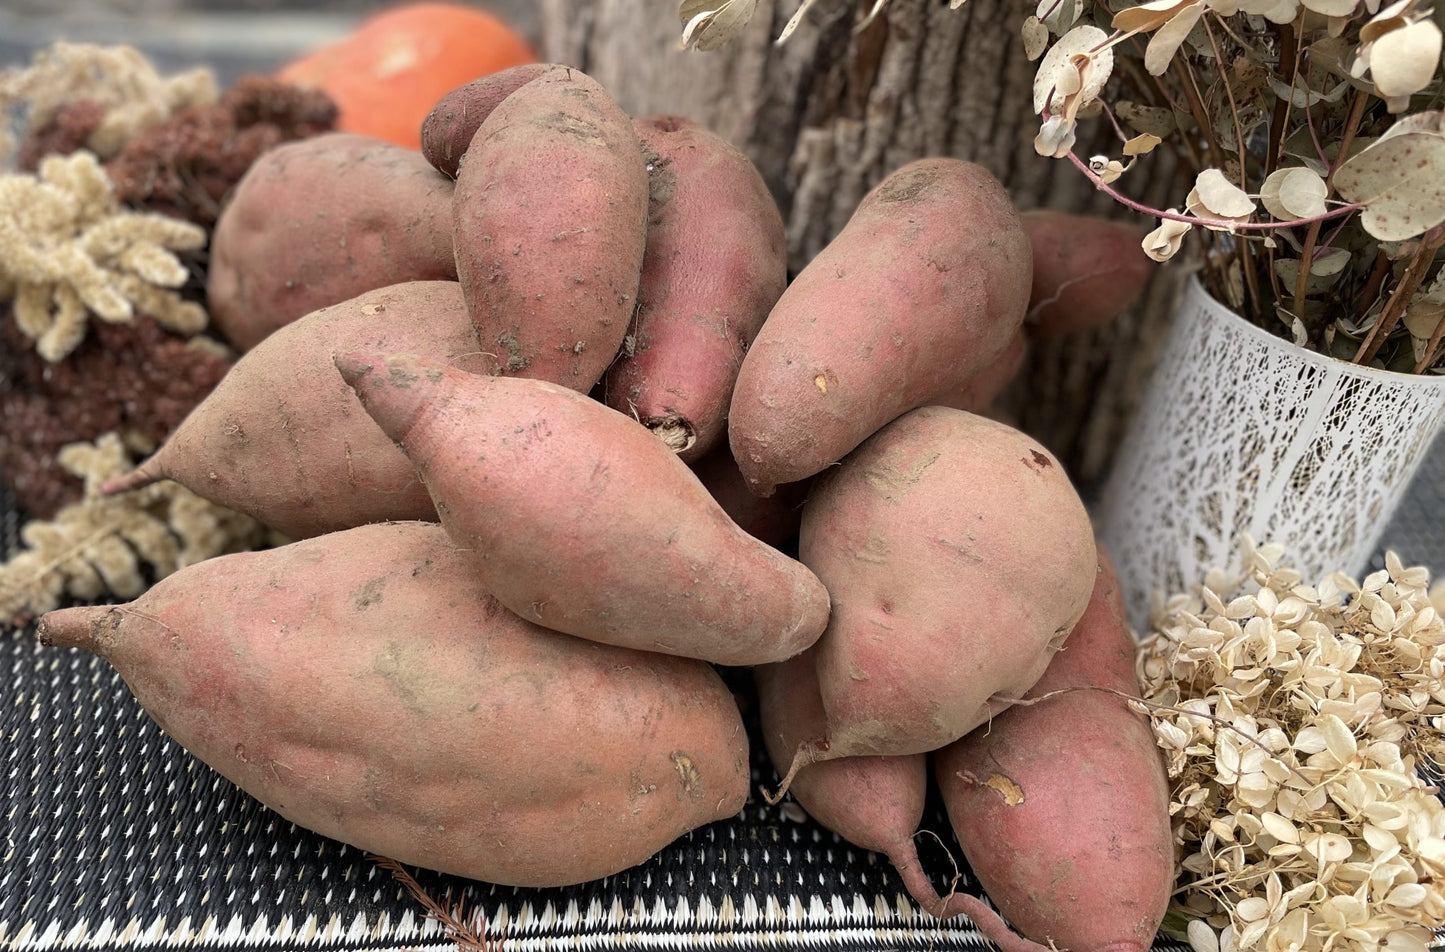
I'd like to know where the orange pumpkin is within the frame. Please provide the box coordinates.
[276,2,538,150]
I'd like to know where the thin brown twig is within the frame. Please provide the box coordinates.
[1354,230,1445,365]
[1266,18,1299,176]
[1204,14,1262,318]
[372,856,503,952]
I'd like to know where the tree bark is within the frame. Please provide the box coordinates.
[538,0,1186,487]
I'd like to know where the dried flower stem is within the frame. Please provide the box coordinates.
[1066,151,1365,231]
[1356,248,1393,314]
[1354,228,1445,365]
[1204,15,1262,316]
[1174,56,1226,173]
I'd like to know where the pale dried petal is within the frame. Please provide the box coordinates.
[1022,16,1050,60]
[1032,25,1111,114]
[1143,214,1192,261]
[1145,3,1205,75]
[1369,19,1443,99]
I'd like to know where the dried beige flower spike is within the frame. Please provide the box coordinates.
[0,433,271,624]
[1138,538,1445,952]
[0,41,217,161]
[0,151,208,361]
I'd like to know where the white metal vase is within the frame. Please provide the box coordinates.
[1099,275,1445,631]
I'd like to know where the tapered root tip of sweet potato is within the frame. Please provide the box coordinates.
[332,352,379,390]
[36,605,110,651]
[335,350,453,453]
[100,458,166,496]
[889,841,949,919]
[938,893,1058,952]
[647,415,696,454]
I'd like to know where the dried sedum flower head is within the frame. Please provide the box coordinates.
[1137,538,1445,952]
[0,433,271,625]
[0,151,207,361]
[0,42,217,162]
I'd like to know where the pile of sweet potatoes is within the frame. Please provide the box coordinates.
[42,63,1173,951]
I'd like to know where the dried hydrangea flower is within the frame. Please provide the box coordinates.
[1138,538,1445,952]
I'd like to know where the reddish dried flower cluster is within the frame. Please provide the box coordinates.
[19,75,337,227]
[105,76,338,226]
[0,309,232,518]
[14,100,106,171]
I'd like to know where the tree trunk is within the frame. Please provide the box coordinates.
[538,0,1185,487]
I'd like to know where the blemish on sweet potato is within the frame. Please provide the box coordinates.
[861,451,940,500]
[876,167,938,203]
[671,751,704,798]
[531,111,607,145]
[495,332,528,371]
[984,773,1026,806]
[387,365,422,388]
[353,576,386,610]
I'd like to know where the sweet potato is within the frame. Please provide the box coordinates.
[728,158,1032,495]
[207,132,456,351]
[420,63,564,179]
[599,115,786,462]
[785,406,1095,778]
[935,330,1027,414]
[1022,210,1151,340]
[104,281,482,538]
[934,551,1174,952]
[690,445,808,552]
[336,351,831,666]
[36,521,750,888]
[452,67,647,391]
[755,650,938,911]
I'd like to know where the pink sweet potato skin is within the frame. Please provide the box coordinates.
[800,406,1096,760]
[934,552,1174,952]
[337,352,831,666]
[207,133,456,351]
[421,63,564,179]
[452,68,647,391]
[728,158,1032,494]
[106,281,482,539]
[600,115,786,462]
[36,521,750,888]
[935,330,1027,414]
[690,445,807,551]
[1022,210,1151,340]
[755,650,937,909]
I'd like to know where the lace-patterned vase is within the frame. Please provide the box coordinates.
[1099,276,1445,631]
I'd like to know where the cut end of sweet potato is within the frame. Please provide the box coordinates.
[36,605,113,652]
[647,415,697,455]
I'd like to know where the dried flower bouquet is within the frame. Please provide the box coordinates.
[1025,0,1445,373]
